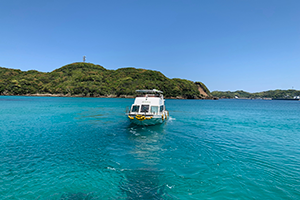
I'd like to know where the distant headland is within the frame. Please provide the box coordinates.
[211,90,300,100]
[0,62,215,99]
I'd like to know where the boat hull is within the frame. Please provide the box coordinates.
[127,112,169,126]
[130,117,163,126]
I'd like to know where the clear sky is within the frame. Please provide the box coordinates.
[1,0,299,92]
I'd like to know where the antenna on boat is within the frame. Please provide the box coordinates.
[83,56,86,62]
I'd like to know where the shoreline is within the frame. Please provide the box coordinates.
[0,93,218,100]
[214,97,300,101]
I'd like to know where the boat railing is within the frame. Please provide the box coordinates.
[136,94,161,97]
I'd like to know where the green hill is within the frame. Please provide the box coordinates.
[211,89,300,99]
[0,62,210,99]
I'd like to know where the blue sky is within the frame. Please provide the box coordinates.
[1,0,299,92]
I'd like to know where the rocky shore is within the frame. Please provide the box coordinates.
[1,93,218,100]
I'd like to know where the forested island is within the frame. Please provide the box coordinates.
[0,62,212,99]
[212,90,300,100]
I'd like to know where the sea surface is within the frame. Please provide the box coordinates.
[0,96,300,199]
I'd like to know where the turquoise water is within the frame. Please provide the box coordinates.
[1,97,300,199]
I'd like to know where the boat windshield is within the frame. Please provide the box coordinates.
[141,105,149,113]
[151,106,158,114]
[160,105,164,112]
[131,105,139,112]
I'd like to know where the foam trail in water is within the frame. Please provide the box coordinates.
[168,116,176,121]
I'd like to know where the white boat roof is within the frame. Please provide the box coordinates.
[135,89,163,94]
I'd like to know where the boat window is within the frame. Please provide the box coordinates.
[131,105,139,112]
[150,106,158,114]
[160,105,164,112]
[141,105,149,113]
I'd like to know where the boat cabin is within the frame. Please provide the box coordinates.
[129,89,165,115]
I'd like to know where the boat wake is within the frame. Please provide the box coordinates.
[168,116,176,121]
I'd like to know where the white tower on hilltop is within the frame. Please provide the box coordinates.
[83,56,86,62]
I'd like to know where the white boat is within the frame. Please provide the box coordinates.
[126,89,169,126]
